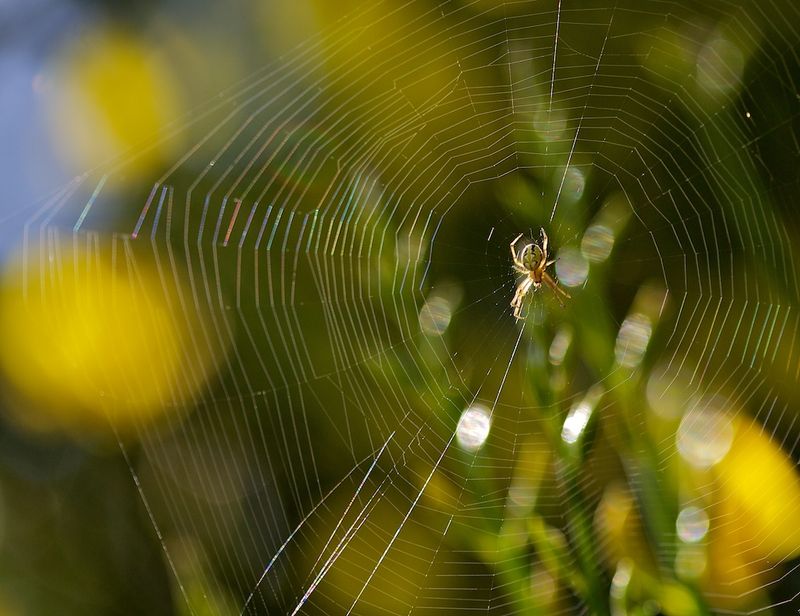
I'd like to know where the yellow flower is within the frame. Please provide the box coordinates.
[0,240,215,438]
[714,417,800,560]
[45,27,183,181]
[701,415,800,609]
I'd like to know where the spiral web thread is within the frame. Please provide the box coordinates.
[18,0,800,613]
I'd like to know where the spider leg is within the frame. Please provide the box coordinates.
[510,233,523,261]
[540,228,549,259]
[523,276,534,293]
[510,281,523,307]
[511,277,534,319]
[511,284,521,308]
[541,271,571,307]
[510,288,521,318]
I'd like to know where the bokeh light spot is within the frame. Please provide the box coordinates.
[561,401,591,445]
[548,327,572,366]
[418,295,452,336]
[696,35,744,96]
[677,402,733,469]
[581,224,615,263]
[675,544,707,581]
[560,167,586,204]
[555,247,588,288]
[614,313,652,368]
[676,506,709,543]
[456,405,491,452]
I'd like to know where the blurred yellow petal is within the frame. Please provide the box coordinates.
[714,417,800,560]
[0,239,214,438]
[692,415,800,610]
[702,493,766,608]
[44,27,183,180]
[594,482,656,574]
[657,580,701,616]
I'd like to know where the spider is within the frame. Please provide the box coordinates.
[510,228,571,319]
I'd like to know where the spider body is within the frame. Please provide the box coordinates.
[510,229,571,319]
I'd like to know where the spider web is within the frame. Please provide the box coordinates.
[17,0,800,613]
